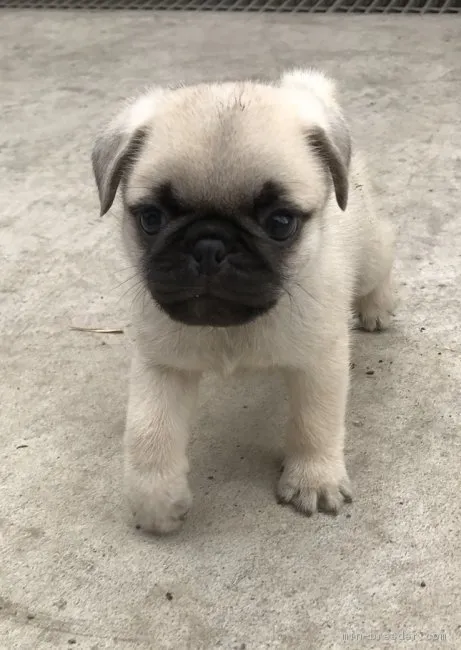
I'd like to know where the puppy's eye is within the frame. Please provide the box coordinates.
[139,207,165,235]
[263,210,298,241]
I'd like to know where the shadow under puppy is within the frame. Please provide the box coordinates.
[92,69,395,534]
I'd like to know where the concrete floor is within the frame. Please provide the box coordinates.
[1,9,460,650]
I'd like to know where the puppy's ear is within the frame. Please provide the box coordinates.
[306,126,349,211]
[91,90,163,216]
[280,69,351,211]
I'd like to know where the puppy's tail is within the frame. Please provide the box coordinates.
[280,68,339,107]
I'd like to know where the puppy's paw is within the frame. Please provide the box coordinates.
[356,281,393,332]
[358,304,392,332]
[125,469,192,535]
[277,456,352,516]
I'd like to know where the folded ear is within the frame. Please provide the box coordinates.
[306,126,349,211]
[91,90,162,216]
[280,69,351,211]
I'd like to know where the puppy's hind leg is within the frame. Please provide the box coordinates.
[355,218,395,332]
[356,271,394,332]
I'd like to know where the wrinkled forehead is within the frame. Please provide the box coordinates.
[125,98,328,212]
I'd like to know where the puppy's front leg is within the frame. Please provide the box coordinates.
[278,338,352,516]
[124,353,200,534]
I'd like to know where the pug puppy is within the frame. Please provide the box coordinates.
[92,69,394,534]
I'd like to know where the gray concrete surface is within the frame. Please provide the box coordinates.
[0,9,460,650]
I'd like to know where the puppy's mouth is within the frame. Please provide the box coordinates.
[156,292,276,327]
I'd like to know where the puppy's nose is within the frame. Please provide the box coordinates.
[192,238,228,274]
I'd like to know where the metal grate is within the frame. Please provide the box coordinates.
[0,0,460,13]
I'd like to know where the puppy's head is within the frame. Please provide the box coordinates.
[92,70,351,327]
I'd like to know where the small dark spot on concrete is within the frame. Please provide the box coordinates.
[399,500,404,505]
[242,405,247,409]
[207,475,214,480]
[366,370,375,375]
[240,644,246,650]
[135,524,141,530]
[349,362,355,369]
[420,581,426,588]
[17,387,20,390]
[420,327,426,332]
[378,359,383,363]
[438,351,442,355]
[166,592,173,601]
[68,640,77,645]
[240,456,244,460]
[16,445,28,449]
[26,613,35,620]
[346,513,351,518]
[101,341,106,346]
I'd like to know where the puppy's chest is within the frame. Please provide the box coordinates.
[143,323,282,375]
[175,328,274,375]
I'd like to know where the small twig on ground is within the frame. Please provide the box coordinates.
[70,326,124,334]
